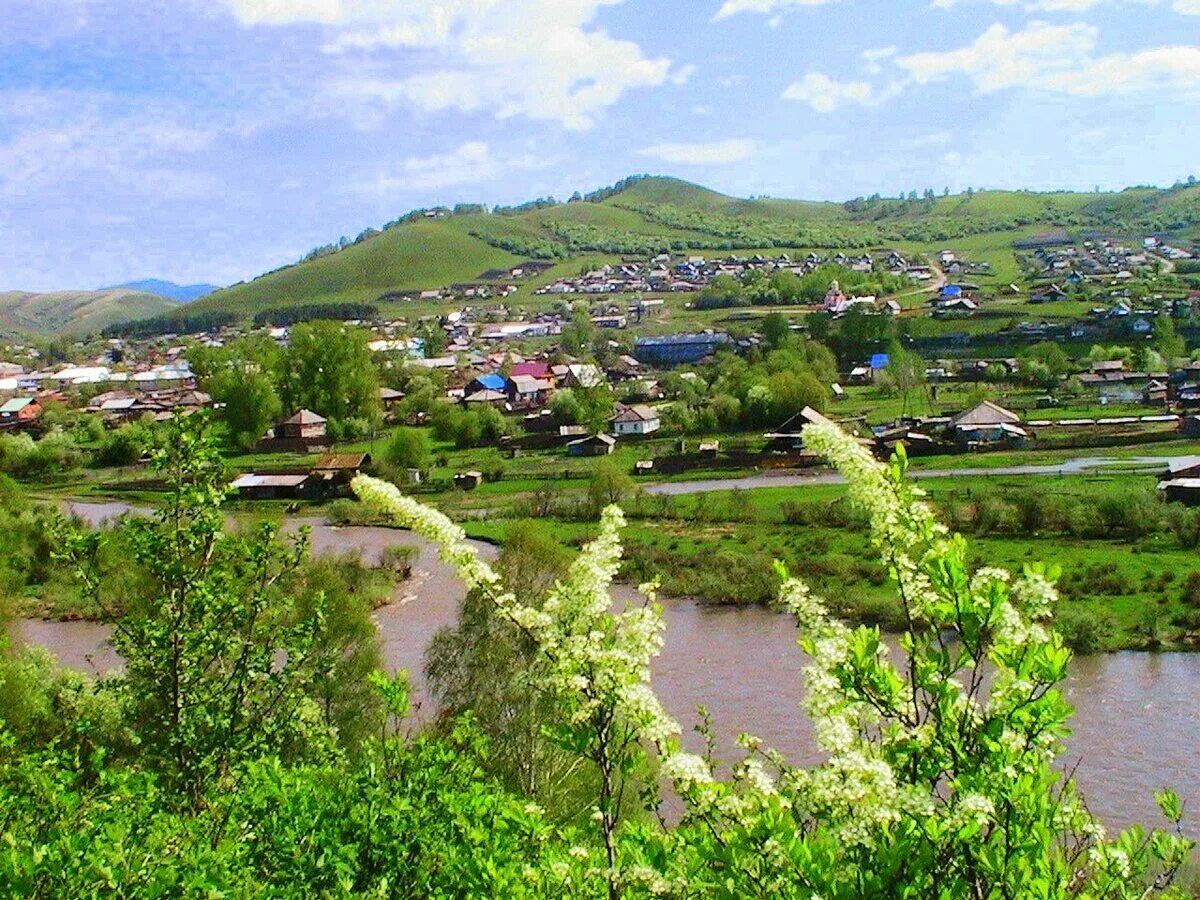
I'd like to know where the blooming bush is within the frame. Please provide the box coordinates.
[354,419,1194,898]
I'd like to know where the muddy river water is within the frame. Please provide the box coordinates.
[13,501,1199,834]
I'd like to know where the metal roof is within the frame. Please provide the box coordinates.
[231,474,310,489]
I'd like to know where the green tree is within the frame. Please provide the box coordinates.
[280,321,382,435]
[426,524,602,818]
[1155,314,1186,362]
[385,427,431,472]
[881,347,927,417]
[560,306,595,354]
[767,370,828,423]
[760,311,791,349]
[206,366,282,450]
[58,416,334,802]
[587,458,633,518]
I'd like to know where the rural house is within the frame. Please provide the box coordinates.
[611,404,661,436]
[567,433,616,457]
[950,401,1026,447]
[278,409,327,440]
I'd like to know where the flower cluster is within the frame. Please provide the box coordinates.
[352,423,1194,897]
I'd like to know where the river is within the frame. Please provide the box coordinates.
[12,500,1200,834]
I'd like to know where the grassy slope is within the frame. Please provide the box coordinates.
[185,176,1198,319]
[201,223,522,315]
[0,289,178,336]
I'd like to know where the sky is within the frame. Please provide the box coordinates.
[2,0,1199,291]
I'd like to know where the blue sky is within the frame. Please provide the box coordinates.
[2,0,1199,291]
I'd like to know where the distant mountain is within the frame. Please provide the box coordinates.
[101,279,220,302]
[0,289,179,337]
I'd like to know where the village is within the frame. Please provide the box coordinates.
[2,233,1200,510]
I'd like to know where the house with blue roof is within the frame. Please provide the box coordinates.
[465,372,509,394]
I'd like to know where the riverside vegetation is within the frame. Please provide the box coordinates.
[0,415,1194,896]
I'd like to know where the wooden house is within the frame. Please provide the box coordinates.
[278,409,327,440]
[567,434,616,457]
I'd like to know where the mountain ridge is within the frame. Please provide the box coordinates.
[100,279,220,302]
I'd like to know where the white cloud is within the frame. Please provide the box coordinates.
[931,0,1104,8]
[638,139,756,165]
[896,21,1200,96]
[932,0,1187,11]
[0,90,217,201]
[360,141,547,193]
[905,131,952,147]
[222,0,683,130]
[862,46,897,73]
[898,21,1097,90]
[781,72,877,112]
[714,0,837,19]
[783,21,1200,117]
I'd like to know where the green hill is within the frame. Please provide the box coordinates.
[0,289,179,337]
[181,175,1200,321]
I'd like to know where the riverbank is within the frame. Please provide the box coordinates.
[15,548,1200,837]
[35,467,1200,655]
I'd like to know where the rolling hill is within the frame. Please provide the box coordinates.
[0,289,180,337]
[144,175,1200,324]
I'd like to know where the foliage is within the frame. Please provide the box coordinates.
[427,523,603,820]
[354,424,1194,898]
[56,415,337,802]
[0,429,84,479]
[279,321,382,434]
[251,301,379,327]
[384,426,432,472]
[207,365,282,449]
[1,414,1194,896]
[429,402,508,449]
[94,417,155,467]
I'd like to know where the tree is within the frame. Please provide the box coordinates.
[280,321,382,436]
[587,458,632,518]
[577,384,616,436]
[766,370,828,424]
[385,428,431,472]
[1021,341,1071,382]
[419,323,448,359]
[760,312,791,349]
[1155,314,1186,362]
[426,524,599,818]
[881,347,928,417]
[560,306,594,354]
[207,366,282,449]
[58,415,335,803]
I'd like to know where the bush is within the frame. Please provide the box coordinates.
[95,421,153,467]
[1054,603,1114,653]
[385,428,431,472]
